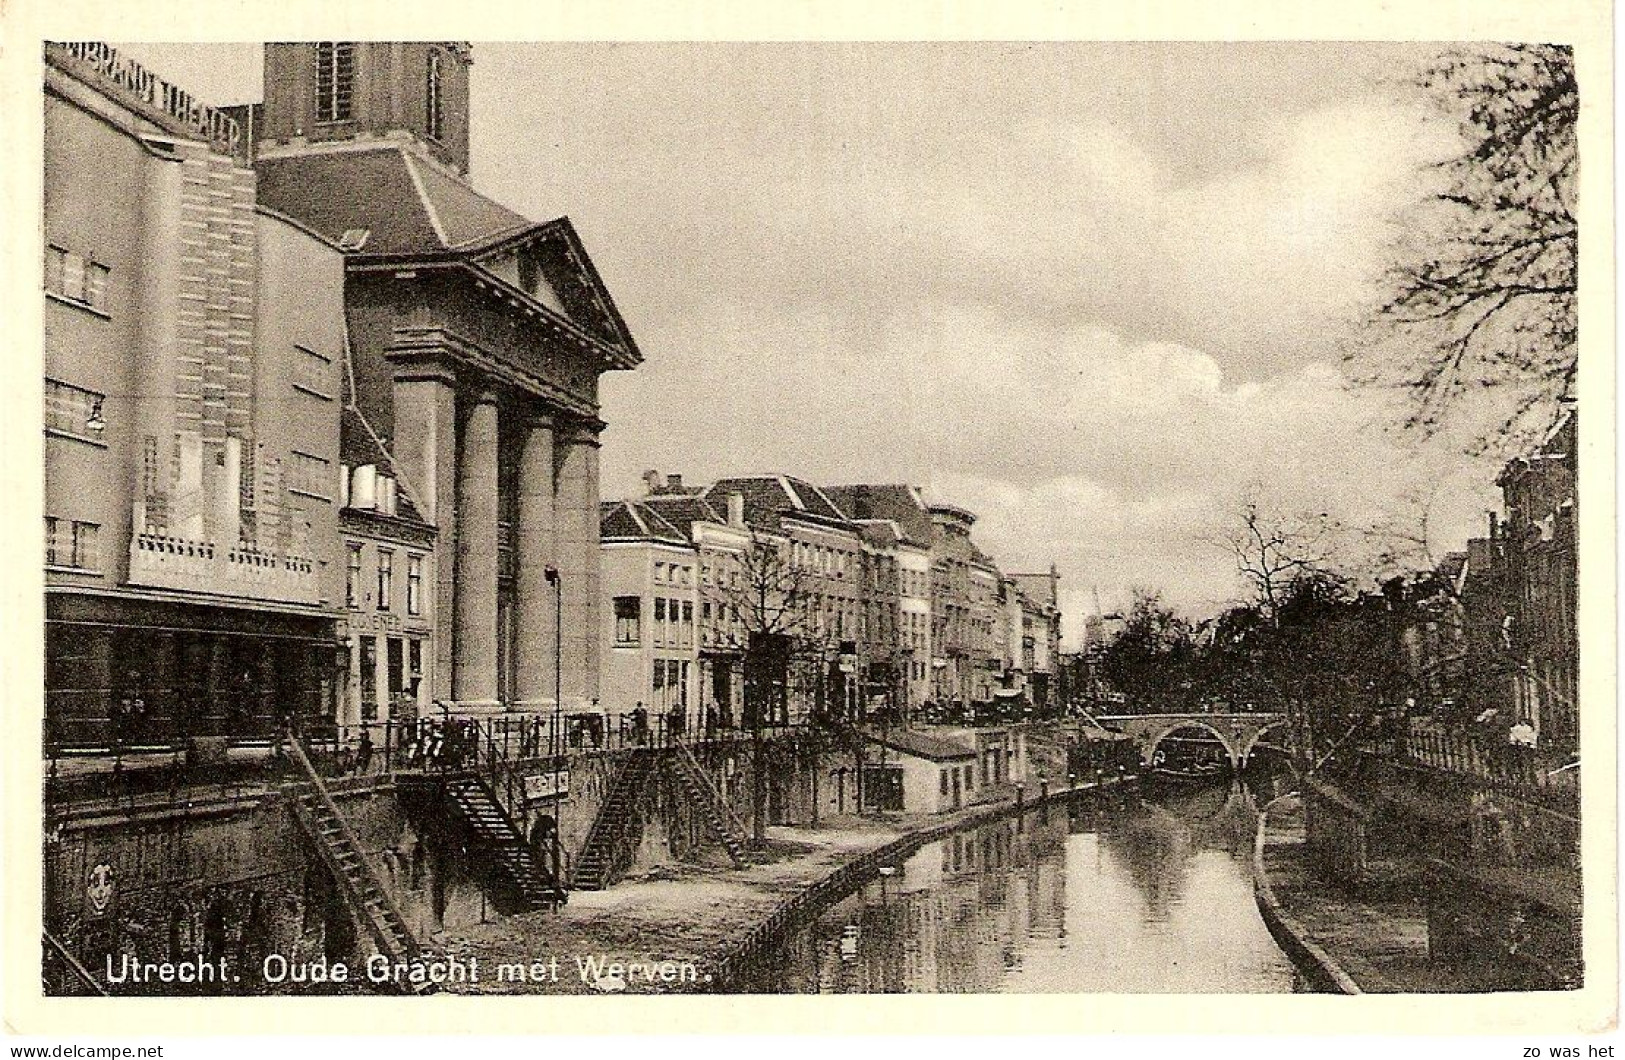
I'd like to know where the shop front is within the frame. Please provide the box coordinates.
[45,590,340,752]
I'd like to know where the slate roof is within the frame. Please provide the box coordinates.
[256,146,531,257]
[867,728,976,762]
[599,500,693,547]
[822,484,933,547]
[641,493,723,535]
[701,475,852,531]
[255,144,641,363]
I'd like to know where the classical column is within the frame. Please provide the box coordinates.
[453,391,501,707]
[513,412,558,711]
[554,422,602,712]
[389,352,458,701]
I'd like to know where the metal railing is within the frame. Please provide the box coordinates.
[43,707,802,816]
[1373,723,1578,810]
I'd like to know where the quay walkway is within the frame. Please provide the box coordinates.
[432,772,1135,994]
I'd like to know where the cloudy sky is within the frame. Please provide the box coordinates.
[122,42,1508,639]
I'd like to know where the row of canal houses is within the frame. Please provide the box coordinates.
[1394,407,1579,757]
[42,39,1063,758]
[599,473,1063,732]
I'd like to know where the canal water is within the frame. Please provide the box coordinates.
[745,780,1304,993]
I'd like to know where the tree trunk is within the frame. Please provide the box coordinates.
[752,719,766,844]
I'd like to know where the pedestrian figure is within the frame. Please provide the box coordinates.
[1508,717,1538,784]
[355,727,374,775]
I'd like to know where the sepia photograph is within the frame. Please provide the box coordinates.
[21,12,1608,1031]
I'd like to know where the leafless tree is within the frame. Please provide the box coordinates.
[1350,43,1577,451]
[1359,483,1447,583]
[1217,499,1339,623]
[700,528,831,839]
[703,528,814,652]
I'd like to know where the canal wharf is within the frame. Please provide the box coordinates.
[432,771,1138,994]
[1254,794,1575,993]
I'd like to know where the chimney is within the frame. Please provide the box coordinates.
[642,469,661,495]
[667,473,684,492]
[727,492,745,528]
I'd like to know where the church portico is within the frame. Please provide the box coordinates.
[248,41,642,723]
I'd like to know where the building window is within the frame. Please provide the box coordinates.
[425,48,444,140]
[679,661,690,709]
[44,246,109,313]
[44,517,98,571]
[408,638,424,691]
[376,549,393,610]
[940,770,949,797]
[346,544,363,608]
[289,451,332,500]
[292,344,333,399]
[315,42,356,123]
[654,597,667,646]
[44,379,105,442]
[406,554,423,615]
[614,596,641,646]
[681,601,694,646]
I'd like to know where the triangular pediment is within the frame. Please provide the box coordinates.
[471,219,640,363]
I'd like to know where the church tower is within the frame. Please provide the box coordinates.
[257,42,472,175]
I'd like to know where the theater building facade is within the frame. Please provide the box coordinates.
[44,44,347,750]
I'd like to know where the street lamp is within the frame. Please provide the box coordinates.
[544,565,562,757]
[544,563,563,894]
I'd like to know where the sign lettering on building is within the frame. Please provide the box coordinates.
[522,770,570,801]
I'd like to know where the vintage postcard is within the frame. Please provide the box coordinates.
[1,0,1615,1040]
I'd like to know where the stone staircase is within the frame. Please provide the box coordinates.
[283,737,433,995]
[671,741,749,867]
[43,928,108,996]
[440,772,566,911]
[571,749,657,891]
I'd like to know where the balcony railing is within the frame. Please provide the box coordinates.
[129,530,321,604]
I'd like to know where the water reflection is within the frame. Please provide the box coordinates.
[751,781,1303,993]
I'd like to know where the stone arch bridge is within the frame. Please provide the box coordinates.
[1094,713,1290,772]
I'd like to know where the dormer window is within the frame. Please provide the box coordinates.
[316,43,355,123]
[426,48,444,141]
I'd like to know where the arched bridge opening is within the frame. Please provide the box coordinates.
[1093,713,1290,775]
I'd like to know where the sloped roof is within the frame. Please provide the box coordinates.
[702,475,852,531]
[855,519,901,549]
[599,500,693,547]
[256,146,530,257]
[641,493,722,535]
[256,145,641,363]
[868,728,976,762]
[822,484,933,547]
